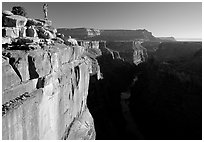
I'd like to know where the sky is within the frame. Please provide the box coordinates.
[2,2,202,40]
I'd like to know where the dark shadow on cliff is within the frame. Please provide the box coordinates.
[87,53,140,140]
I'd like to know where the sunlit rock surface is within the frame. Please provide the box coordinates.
[2,10,97,140]
[2,44,97,140]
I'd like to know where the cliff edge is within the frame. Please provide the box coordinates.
[2,9,98,140]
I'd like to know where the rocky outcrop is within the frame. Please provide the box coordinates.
[2,10,57,45]
[98,41,121,60]
[132,41,148,65]
[78,40,100,49]
[105,41,147,65]
[2,10,98,140]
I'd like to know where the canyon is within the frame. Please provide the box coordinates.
[2,9,202,140]
[87,40,202,140]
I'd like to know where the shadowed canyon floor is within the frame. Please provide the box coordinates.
[87,41,202,140]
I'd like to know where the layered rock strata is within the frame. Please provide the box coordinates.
[2,45,96,140]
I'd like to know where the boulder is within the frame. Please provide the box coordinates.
[45,30,55,39]
[3,15,27,27]
[35,19,52,27]
[54,37,64,44]
[2,27,20,38]
[26,26,38,37]
[36,26,46,33]
[56,33,65,41]
[2,10,13,16]
[36,25,56,39]
[2,37,12,44]
[26,18,44,27]
[36,27,46,39]
[37,28,55,39]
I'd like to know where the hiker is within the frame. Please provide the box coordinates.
[43,4,48,20]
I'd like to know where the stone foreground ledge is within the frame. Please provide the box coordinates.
[2,43,97,140]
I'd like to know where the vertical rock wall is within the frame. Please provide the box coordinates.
[2,44,96,140]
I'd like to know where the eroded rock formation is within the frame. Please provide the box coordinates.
[105,41,147,65]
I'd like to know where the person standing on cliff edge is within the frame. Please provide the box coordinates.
[43,4,48,20]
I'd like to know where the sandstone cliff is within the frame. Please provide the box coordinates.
[2,9,98,140]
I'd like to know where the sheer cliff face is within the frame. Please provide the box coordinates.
[2,44,96,140]
[2,9,99,140]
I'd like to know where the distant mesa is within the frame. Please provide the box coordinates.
[158,37,176,41]
[57,28,175,42]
